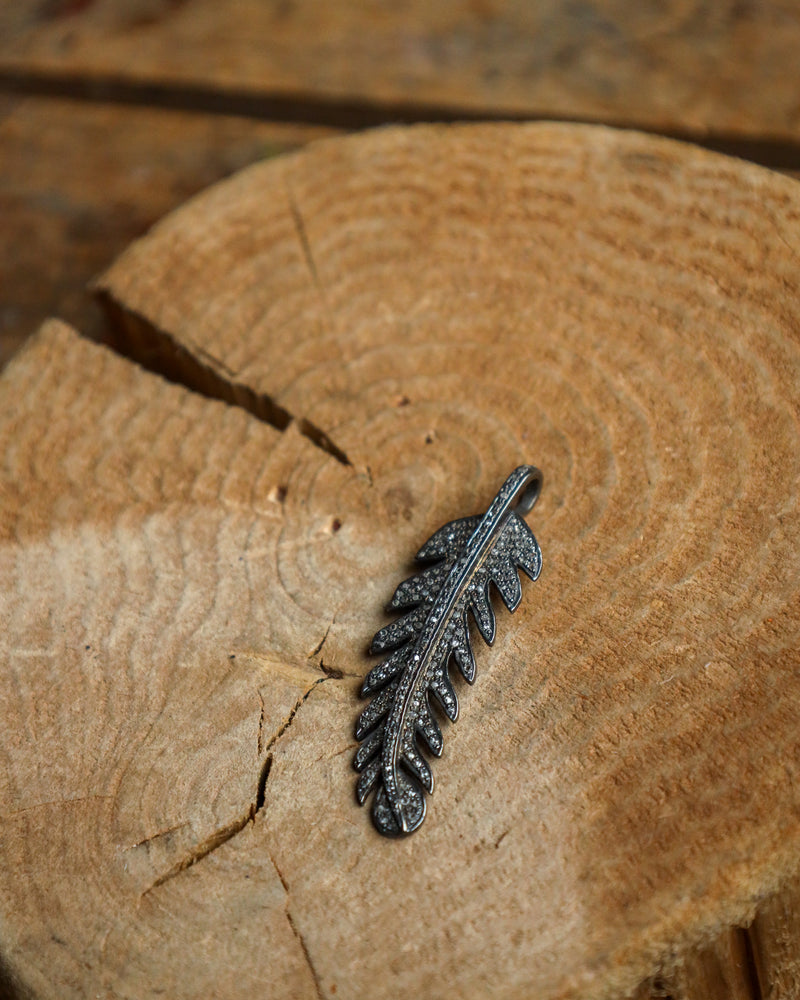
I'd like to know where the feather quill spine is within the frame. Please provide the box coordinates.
[355,465,542,836]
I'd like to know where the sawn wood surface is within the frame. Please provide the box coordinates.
[1,123,799,999]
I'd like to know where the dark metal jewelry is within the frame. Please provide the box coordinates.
[354,465,543,837]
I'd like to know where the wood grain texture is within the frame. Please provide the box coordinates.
[3,1,800,145]
[631,927,758,999]
[749,877,800,998]
[631,878,800,1000]
[0,320,343,999]
[0,95,334,368]
[2,122,800,999]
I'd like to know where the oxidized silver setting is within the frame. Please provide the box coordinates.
[354,465,543,837]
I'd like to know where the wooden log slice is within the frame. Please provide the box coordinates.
[1,123,799,1000]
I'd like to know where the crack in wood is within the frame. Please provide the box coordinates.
[263,677,328,756]
[739,925,764,1000]
[308,623,332,659]
[282,182,354,471]
[269,850,290,896]
[254,754,272,814]
[127,821,189,851]
[269,851,325,1000]
[142,677,330,896]
[286,908,325,1000]
[287,185,322,294]
[95,290,351,466]
[144,806,258,893]
[318,660,346,679]
[307,626,359,679]
[257,689,266,757]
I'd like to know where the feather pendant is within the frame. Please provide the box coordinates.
[354,465,543,837]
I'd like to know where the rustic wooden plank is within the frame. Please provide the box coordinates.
[2,1,800,148]
[0,95,335,368]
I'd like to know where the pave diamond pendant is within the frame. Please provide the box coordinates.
[353,465,543,837]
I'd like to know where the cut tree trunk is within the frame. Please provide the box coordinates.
[1,123,799,1000]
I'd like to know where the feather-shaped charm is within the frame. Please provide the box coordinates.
[354,465,543,837]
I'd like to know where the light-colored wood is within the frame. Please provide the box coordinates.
[2,123,800,999]
[0,320,343,999]
[0,95,334,368]
[3,1,800,145]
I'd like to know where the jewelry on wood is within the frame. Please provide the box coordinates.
[353,465,543,837]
